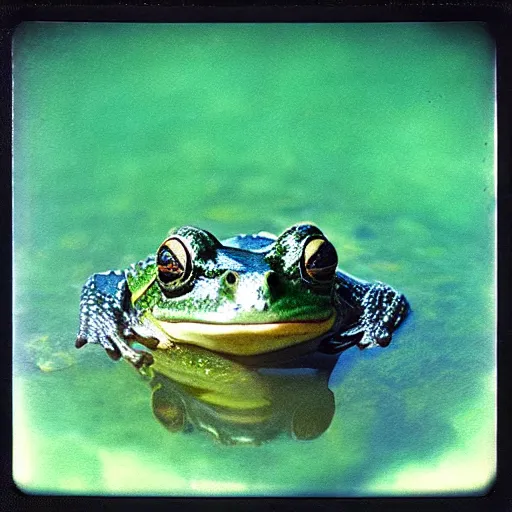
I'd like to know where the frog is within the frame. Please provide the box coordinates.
[75,223,409,368]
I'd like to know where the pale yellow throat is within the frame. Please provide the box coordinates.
[154,314,336,356]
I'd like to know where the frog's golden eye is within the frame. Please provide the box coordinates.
[156,237,192,287]
[302,238,338,283]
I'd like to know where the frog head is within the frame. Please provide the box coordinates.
[128,224,341,356]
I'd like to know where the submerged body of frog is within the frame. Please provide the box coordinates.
[76,223,409,367]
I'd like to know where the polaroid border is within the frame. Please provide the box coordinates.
[1,2,510,511]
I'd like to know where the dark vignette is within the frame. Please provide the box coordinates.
[1,2,511,512]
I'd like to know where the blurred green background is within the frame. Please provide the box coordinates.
[13,22,495,496]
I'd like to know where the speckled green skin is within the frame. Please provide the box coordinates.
[128,225,333,324]
[76,223,409,368]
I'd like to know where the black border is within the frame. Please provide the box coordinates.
[3,2,511,511]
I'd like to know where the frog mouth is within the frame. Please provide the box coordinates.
[153,313,336,356]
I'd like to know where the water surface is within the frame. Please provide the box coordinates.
[12,22,495,496]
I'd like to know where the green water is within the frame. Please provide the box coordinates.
[12,22,495,496]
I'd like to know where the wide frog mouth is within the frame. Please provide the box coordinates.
[148,310,337,356]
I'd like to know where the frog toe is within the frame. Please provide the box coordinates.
[75,326,116,352]
[75,336,88,349]
[369,329,392,348]
[104,346,122,361]
[338,323,365,338]
[356,332,374,349]
[377,331,392,347]
[106,332,154,368]
[357,326,392,349]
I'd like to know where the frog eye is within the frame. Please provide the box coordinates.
[156,237,192,288]
[301,238,338,283]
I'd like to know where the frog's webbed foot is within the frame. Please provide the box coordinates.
[75,271,154,369]
[338,282,409,349]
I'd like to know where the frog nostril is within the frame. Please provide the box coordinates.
[224,271,239,286]
[220,271,239,298]
[265,271,280,289]
[264,271,282,302]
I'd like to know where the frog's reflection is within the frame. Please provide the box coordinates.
[143,341,349,445]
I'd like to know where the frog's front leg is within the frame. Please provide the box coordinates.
[75,270,154,368]
[333,271,409,350]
